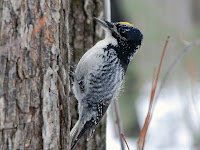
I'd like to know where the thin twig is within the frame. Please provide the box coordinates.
[178,32,191,46]
[152,67,157,89]
[154,35,170,90]
[187,59,200,129]
[121,133,130,150]
[153,38,200,111]
[113,98,125,150]
[137,36,170,150]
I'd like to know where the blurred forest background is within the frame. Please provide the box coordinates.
[108,0,200,149]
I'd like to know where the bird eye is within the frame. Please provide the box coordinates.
[118,27,126,34]
[120,29,126,33]
[119,27,131,34]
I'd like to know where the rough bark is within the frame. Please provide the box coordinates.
[0,0,105,150]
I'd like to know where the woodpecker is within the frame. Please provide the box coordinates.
[70,17,143,150]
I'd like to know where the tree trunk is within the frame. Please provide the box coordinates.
[0,0,105,150]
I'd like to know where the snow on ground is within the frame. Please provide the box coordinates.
[107,83,200,150]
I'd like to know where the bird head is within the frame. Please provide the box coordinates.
[94,17,143,52]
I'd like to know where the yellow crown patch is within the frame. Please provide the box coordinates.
[120,22,134,27]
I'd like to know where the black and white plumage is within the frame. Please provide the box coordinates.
[70,18,143,150]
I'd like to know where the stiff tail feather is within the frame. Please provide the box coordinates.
[71,127,87,150]
[87,125,96,141]
[71,120,93,150]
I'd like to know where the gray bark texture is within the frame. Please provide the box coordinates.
[0,0,106,150]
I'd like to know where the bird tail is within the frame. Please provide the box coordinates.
[87,125,96,141]
[71,120,94,150]
[71,126,88,150]
[70,120,81,143]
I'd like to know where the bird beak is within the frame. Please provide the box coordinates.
[94,17,113,30]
